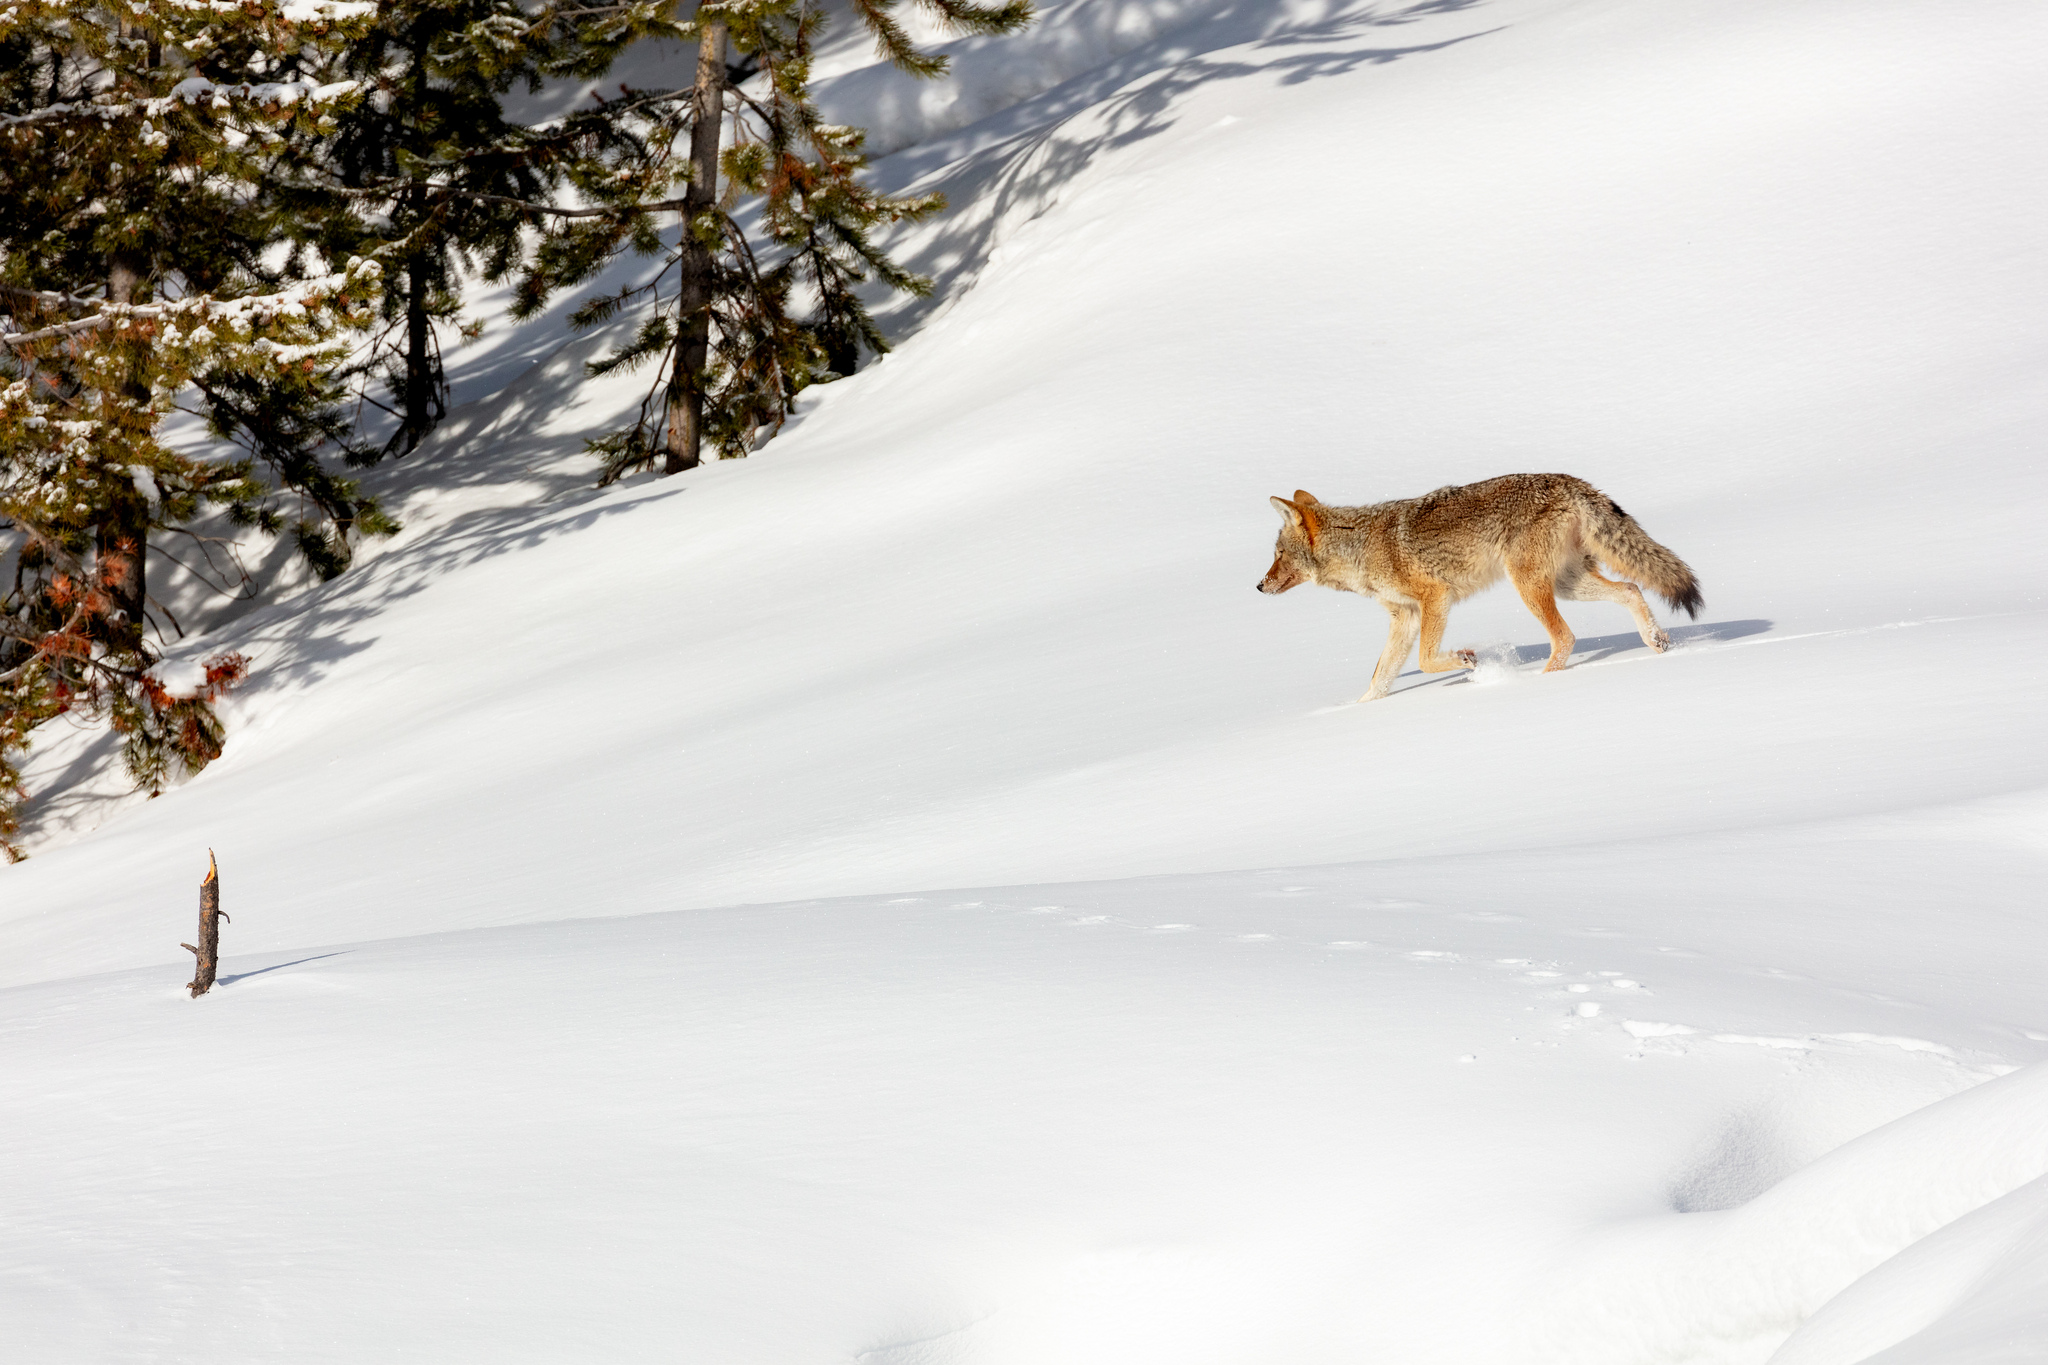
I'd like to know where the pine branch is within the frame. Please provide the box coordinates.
[0,262,381,349]
[0,78,361,130]
[917,0,1035,36]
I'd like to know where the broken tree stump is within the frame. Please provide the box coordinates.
[181,851,229,997]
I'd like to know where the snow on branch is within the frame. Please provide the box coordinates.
[0,258,384,351]
[38,0,377,17]
[274,0,377,18]
[0,78,360,131]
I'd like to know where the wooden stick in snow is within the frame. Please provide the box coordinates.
[182,850,228,997]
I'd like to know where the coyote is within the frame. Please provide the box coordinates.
[1257,473,1702,701]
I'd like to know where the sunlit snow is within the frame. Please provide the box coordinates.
[4,0,2047,1361]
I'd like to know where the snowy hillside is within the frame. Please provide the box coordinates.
[6,0,2048,1360]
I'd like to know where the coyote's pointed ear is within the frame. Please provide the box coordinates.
[1271,495,1320,545]
[1293,490,1320,506]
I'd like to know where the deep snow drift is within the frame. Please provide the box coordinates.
[4,0,2047,1360]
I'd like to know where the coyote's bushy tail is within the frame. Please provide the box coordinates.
[1580,489,1703,619]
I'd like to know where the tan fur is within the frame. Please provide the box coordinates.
[1258,473,1702,701]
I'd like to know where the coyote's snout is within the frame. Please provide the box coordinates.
[1259,473,1702,701]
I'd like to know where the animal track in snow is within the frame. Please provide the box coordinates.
[1713,1034,1815,1050]
[1623,1020,1696,1039]
[1617,1022,1993,1071]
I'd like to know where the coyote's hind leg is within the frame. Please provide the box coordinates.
[1507,558,1575,671]
[1560,556,1671,653]
[1362,601,1421,701]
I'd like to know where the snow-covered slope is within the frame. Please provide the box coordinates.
[5,0,2048,1360]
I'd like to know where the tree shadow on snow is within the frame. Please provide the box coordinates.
[215,478,687,696]
[869,0,1503,341]
[218,951,350,986]
[14,473,683,849]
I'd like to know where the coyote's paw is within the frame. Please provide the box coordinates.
[1359,686,1391,703]
[1648,628,1672,654]
[1453,649,1477,668]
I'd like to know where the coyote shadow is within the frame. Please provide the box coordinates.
[1398,618,1774,691]
[1556,617,1772,665]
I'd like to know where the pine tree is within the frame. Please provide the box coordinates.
[283,0,573,460]
[515,0,1033,480]
[0,0,389,857]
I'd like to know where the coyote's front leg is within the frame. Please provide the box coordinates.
[1362,602,1421,701]
[1415,589,1477,674]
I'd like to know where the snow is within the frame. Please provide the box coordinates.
[6,0,2048,1359]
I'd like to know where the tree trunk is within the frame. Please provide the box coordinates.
[182,850,228,997]
[403,240,434,455]
[95,486,149,658]
[398,32,441,459]
[399,177,442,457]
[106,242,144,319]
[661,19,727,475]
[100,249,151,656]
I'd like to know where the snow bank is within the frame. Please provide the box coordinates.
[1535,1063,2048,1364]
[1773,1175,2048,1365]
[5,0,2048,1357]
[0,870,2027,1363]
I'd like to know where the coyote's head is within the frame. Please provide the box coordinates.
[1257,491,1324,593]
